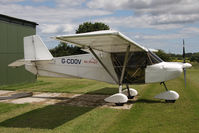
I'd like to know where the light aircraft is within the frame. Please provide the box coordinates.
[9,30,192,105]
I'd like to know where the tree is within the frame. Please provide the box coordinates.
[190,52,199,62]
[76,22,110,34]
[49,42,86,57]
[155,49,171,61]
[50,22,110,56]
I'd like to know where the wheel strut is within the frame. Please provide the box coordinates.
[126,84,134,99]
[160,82,168,91]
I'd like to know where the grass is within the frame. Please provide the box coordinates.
[0,76,117,94]
[0,63,199,133]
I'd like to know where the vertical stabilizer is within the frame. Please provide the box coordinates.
[24,35,53,61]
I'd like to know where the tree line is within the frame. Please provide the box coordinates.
[156,50,199,62]
[50,22,109,57]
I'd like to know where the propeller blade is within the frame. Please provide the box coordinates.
[183,39,186,63]
[183,68,186,88]
[182,39,186,88]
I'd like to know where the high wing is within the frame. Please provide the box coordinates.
[52,30,148,53]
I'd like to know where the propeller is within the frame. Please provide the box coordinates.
[183,39,186,88]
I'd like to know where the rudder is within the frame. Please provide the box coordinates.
[24,35,53,61]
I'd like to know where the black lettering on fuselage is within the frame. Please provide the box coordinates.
[61,58,81,64]
[61,58,65,64]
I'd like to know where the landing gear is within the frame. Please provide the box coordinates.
[126,84,131,98]
[104,85,128,105]
[105,45,134,106]
[126,84,133,99]
[154,82,179,103]
[122,84,138,99]
[105,85,138,106]
[161,82,168,91]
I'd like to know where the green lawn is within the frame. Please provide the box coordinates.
[0,63,199,133]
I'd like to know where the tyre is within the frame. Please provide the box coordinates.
[115,103,124,106]
[165,100,176,103]
[128,96,134,99]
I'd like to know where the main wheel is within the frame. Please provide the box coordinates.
[115,103,124,106]
[165,100,176,103]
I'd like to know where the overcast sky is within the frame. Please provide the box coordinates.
[1,0,199,53]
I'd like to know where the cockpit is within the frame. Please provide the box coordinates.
[111,51,163,84]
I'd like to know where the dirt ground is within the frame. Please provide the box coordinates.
[0,90,135,109]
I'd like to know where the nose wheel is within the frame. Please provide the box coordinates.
[165,100,176,103]
[154,82,179,103]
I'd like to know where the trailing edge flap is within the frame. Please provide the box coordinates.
[8,59,25,68]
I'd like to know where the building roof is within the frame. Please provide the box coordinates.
[0,14,38,28]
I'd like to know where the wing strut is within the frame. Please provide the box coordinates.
[119,45,131,85]
[89,47,119,84]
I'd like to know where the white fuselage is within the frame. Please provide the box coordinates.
[26,53,118,84]
[25,53,192,85]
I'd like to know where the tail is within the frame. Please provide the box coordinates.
[24,35,53,61]
[9,35,53,75]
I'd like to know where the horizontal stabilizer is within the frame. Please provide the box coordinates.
[8,59,25,68]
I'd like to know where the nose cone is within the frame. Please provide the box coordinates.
[182,63,192,69]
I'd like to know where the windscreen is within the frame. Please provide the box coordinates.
[147,51,163,65]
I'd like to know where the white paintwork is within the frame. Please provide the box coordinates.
[148,48,158,52]
[183,63,192,69]
[167,62,192,69]
[104,93,128,103]
[37,69,75,78]
[122,88,138,96]
[119,85,123,93]
[35,53,118,84]
[145,62,183,83]
[23,35,119,84]
[154,90,179,100]
[8,59,25,67]
[24,35,53,61]
[53,30,148,53]
[25,61,38,75]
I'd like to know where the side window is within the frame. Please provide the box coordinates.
[111,52,147,84]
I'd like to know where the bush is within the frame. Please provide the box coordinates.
[155,50,171,61]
